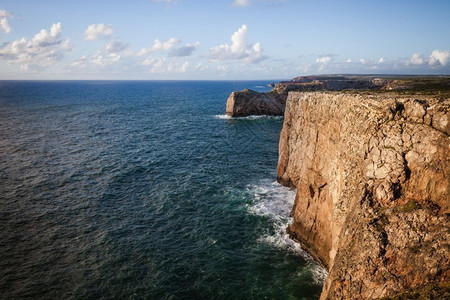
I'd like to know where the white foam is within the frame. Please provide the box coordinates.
[214,114,232,119]
[246,180,299,252]
[309,262,328,284]
[214,114,283,120]
[246,179,328,283]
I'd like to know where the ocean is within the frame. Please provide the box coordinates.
[0,81,325,299]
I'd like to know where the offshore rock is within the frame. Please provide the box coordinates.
[277,91,449,299]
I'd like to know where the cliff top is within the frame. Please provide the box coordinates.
[225,75,450,117]
[276,75,450,97]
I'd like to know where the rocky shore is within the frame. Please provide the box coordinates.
[226,76,450,298]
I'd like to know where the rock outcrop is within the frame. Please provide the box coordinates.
[277,91,449,299]
[225,89,285,117]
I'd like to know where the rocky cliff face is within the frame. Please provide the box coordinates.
[225,89,285,117]
[277,91,449,299]
[225,76,393,117]
[226,76,450,117]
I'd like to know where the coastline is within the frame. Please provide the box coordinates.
[226,75,450,299]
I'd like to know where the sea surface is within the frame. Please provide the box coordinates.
[0,81,325,299]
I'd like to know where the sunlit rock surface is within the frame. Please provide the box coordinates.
[277,91,449,299]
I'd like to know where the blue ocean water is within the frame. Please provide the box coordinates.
[0,81,325,299]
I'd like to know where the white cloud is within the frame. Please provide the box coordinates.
[137,38,179,56]
[296,49,450,75]
[429,49,450,66]
[314,56,334,72]
[405,50,449,67]
[232,0,289,8]
[89,53,121,66]
[141,57,162,67]
[315,56,333,64]
[71,40,130,67]
[178,61,189,72]
[169,41,200,57]
[0,23,71,70]
[70,55,89,68]
[217,65,228,72]
[0,9,13,34]
[407,53,426,65]
[232,0,251,6]
[84,23,114,41]
[195,62,208,71]
[140,56,189,73]
[208,24,267,64]
[104,40,129,53]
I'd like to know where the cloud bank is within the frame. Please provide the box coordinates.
[72,40,131,67]
[0,23,70,70]
[406,50,450,67]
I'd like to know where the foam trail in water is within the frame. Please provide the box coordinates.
[246,180,300,254]
[214,115,283,120]
[246,179,328,284]
[309,262,328,284]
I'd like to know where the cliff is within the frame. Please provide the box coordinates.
[277,91,449,299]
[225,76,450,117]
[225,77,380,117]
[224,81,371,117]
[225,89,285,117]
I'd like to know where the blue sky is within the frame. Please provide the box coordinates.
[0,0,449,79]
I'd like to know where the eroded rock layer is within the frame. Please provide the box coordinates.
[277,91,449,299]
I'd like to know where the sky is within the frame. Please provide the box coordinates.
[0,0,449,80]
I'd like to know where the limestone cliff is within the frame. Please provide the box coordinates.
[225,76,450,117]
[225,76,391,117]
[225,89,285,117]
[277,91,449,299]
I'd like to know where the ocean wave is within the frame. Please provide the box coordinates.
[214,114,283,120]
[309,262,328,284]
[246,180,301,254]
[246,179,328,283]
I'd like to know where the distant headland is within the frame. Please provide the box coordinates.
[225,75,450,117]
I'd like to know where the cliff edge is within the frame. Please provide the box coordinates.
[277,91,449,299]
[225,75,450,117]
